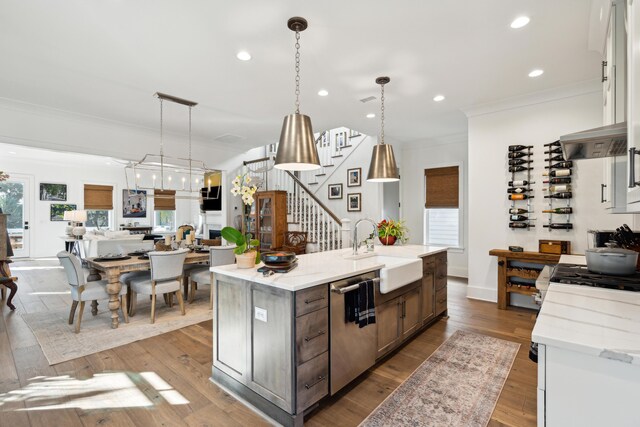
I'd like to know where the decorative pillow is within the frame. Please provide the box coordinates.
[104,230,132,239]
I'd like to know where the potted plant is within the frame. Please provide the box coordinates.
[377,219,409,246]
[221,172,261,268]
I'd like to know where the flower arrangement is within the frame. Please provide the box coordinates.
[0,171,9,182]
[221,172,260,265]
[377,219,409,245]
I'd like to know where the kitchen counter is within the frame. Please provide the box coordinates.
[210,244,447,292]
[532,254,640,365]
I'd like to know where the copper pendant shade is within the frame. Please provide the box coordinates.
[274,17,321,171]
[367,76,399,182]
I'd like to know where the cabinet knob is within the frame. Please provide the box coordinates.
[498,260,505,266]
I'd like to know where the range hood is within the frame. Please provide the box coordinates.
[560,122,627,160]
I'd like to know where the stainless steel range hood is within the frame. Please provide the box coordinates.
[560,122,627,160]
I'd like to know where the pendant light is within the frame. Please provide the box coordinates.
[274,17,321,171]
[367,76,399,182]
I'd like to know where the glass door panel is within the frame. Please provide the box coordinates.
[0,178,29,258]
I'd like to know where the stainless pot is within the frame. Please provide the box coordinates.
[585,248,639,276]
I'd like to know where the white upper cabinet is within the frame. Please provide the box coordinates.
[627,0,640,204]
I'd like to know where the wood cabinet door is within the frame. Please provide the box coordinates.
[402,287,422,340]
[421,272,435,324]
[376,297,401,358]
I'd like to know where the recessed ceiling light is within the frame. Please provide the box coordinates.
[105,162,111,165]
[528,69,544,78]
[510,16,530,29]
[318,89,329,97]
[433,95,445,102]
[236,51,251,61]
[8,151,16,154]
[366,113,376,119]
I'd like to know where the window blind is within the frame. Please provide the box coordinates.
[426,209,459,246]
[84,184,113,210]
[425,166,459,208]
[154,190,176,210]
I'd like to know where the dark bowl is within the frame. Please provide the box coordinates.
[261,251,296,265]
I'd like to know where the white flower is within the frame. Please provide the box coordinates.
[248,186,257,195]
[241,185,251,195]
[232,176,241,187]
[230,187,240,196]
[245,175,252,184]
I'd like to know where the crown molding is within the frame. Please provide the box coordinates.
[461,79,601,118]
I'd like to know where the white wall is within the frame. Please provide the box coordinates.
[400,135,469,277]
[466,90,636,303]
[1,145,199,258]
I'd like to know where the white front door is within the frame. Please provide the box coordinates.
[0,177,30,258]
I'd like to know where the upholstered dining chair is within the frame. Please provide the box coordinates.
[57,251,129,333]
[189,245,236,309]
[128,249,188,323]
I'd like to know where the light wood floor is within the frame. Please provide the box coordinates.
[0,260,537,427]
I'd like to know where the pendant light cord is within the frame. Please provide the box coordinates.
[380,82,385,145]
[294,30,301,114]
[159,97,164,189]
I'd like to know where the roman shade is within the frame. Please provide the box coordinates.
[425,166,459,208]
[84,184,113,210]
[154,190,176,210]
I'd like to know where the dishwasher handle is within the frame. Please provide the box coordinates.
[331,278,380,294]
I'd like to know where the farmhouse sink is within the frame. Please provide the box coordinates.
[373,256,423,294]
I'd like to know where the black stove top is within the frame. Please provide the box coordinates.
[550,263,640,292]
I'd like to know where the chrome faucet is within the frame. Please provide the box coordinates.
[352,218,378,255]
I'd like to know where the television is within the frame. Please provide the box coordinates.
[200,186,222,211]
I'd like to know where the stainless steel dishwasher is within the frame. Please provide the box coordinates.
[329,271,378,395]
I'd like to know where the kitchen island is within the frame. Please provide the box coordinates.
[210,245,448,427]
[532,255,640,427]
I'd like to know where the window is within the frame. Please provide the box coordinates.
[154,210,176,232]
[424,166,461,248]
[86,210,111,229]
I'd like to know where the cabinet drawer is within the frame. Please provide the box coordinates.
[295,285,328,317]
[296,352,329,413]
[295,308,328,364]
[435,288,447,315]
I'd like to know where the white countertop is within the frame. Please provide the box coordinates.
[210,244,447,292]
[533,255,640,366]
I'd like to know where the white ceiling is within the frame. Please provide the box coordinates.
[0,0,601,151]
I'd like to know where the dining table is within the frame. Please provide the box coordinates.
[85,251,209,329]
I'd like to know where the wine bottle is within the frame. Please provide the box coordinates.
[549,154,565,162]
[542,207,573,214]
[510,222,534,229]
[542,185,571,192]
[509,208,528,214]
[544,141,561,147]
[543,223,573,230]
[544,147,563,154]
[509,194,534,200]
[510,214,531,221]
[509,166,533,173]
[508,180,535,186]
[543,177,571,184]
[508,159,533,166]
[544,161,574,169]
[544,192,572,199]
[543,169,571,177]
[507,187,531,194]
[508,151,529,159]
[508,145,533,152]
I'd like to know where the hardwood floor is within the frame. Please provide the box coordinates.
[0,260,537,427]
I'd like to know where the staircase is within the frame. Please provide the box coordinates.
[244,127,366,252]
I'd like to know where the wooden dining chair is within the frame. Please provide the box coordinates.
[128,249,188,323]
[57,251,129,333]
[189,245,236,308]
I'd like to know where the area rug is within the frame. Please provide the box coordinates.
[21,297,213,365]
[360,330,520,427]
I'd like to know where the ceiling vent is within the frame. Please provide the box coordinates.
[360,96,376,103]
[213,134,246,144]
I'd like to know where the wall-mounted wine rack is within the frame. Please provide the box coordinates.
[543,141,573,231]
[507,145,534,230]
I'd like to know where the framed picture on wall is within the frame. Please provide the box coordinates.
[50,204,76,221]
[122,189,147,218]
[347,193,361,212]
[328,183,343,199]
[40,183,67,201]
[347,168,361,187]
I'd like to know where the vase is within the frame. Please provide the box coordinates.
[236,251,257,269]
[379,236,397,246]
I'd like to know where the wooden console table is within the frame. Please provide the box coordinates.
[489,249,560,310]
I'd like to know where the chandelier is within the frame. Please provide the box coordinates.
[124,92,221,201]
